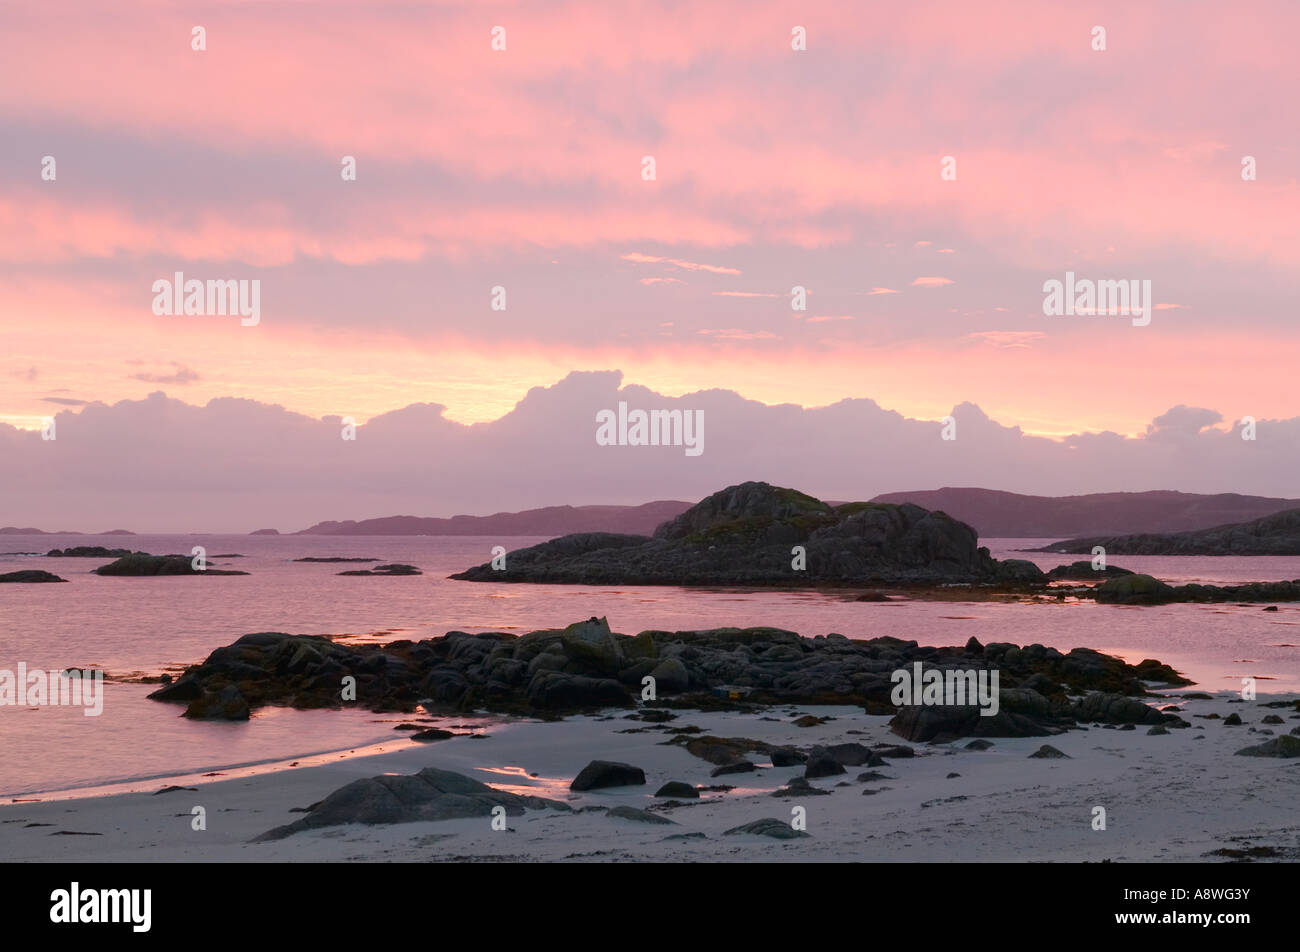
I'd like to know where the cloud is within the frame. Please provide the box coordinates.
[128,363,200,385]
[697,329,780,340]
[4,374,1298,532]
[11,366,38,381]
[712,291,783,298]
[41,396,89,406]
[621,253,741,275]
[968,331,1046,348]
[911,277,954,287]
[1145,405,1224,440]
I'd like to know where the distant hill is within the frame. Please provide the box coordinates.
[297,500,694,537]
[0,527,135,536]
[868,488,1300,538]
[1037,508,1300,556]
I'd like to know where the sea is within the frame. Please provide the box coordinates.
[1,534,1297,798]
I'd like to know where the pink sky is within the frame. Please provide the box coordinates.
[2,0,1297,525]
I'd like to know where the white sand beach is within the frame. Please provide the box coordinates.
[4,692,1297,863]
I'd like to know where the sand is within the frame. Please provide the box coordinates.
[3,692,1297,862]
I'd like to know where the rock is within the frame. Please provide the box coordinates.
[1047,561,1135,580]
[570,760,646,791]
[0,570,67,583]
[294,557,380,563]
[183,685,250,720]
[150,618,1190,725]
[635,708,676,723]
[1224,713,1243,726]
[1234,736,1300,758]
[820,742,873,766]
[526,672,630,710]
[770,746,807,766]
[654,781,699,799]
[147,675,203,702]
[1093,574,1177,605]
[1028,744,1069,759]
[946,772,961,778]
[711,761,756,777]
[723,818,810,839]
[46,546,135,558]
[409,728,454,742]
[889,702,1054,743]
[606,806,675,824]
[876,745,916,759]
[1261,714,1284,724]
[771,777,830,797]
[559,617,625,674]
[856,770,893,782]
[647,657,690,694]
[253,767,565,839]
[95,554,248,576]
[1147,726,1169,735]
[803,754,845,779]
[451,482,1044,587]
[1045,509,1300,557]
[337,563,422,576]
[1071,693,1168,726]
[677,735,771,765]
[793,715,826,727]
[964,738,994,750]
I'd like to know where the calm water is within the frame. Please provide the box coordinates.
[1,534,1298,797]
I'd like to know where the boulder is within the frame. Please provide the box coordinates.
[647,657,690,694]
[570,760,646,791]
[804,754,845,778]
[1028,744,1069,759]
[1234,736,1300,758]
[654,781,699,799]
[253,767,564,840]
[183,685,250,720]
[526,672,630,710]
[724,818,810,839]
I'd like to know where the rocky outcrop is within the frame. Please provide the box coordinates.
[148,616,1188,723]
[253,767,567,840]
[0,569,67,583]
[47,546,137,558]
[451,482,1044,587]
[1040,508,1300,556]
[94,554,249,576]
[1093,573,1300,604]
[337,563,422,576]
[1046,561,1135,580]
[888,687,1181,742]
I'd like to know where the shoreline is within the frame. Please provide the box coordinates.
[3,690,1297,862]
